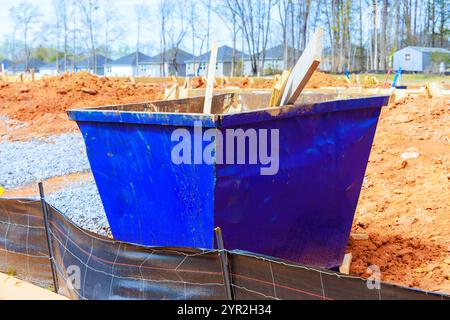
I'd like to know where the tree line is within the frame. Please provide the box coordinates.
[1,0,448,75]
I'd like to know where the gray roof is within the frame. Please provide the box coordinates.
[403,46,450,54]
[263,44,301,60]
[187,45,249,63]
[77,54,113,68]
[148,48,195,64]
[9,58,46,71]
[112,51,152,65]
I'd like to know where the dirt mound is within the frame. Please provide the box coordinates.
[0,72,165,140]
[189,72,345,90]
[305,71,349,88]
[349,95,450,293]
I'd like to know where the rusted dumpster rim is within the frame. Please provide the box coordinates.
[67,95,389,128]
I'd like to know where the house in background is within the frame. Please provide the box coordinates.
[186,45,248,77]
[39,58,74,75]
[147,49,195,77]
[243,45,301,75]
[7,58,46,74]
[393,46,450,73]
[76,54,113,75]
[0,59,12,73]
[106,51,152,77]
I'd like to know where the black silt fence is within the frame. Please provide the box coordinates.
[0,198,447,300]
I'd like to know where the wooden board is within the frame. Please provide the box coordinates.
[269,70,291,107]
[203,43,218,114]
[279,27,324,106]
[426,82,442,98]
[339,253,352,275]
[350,233,369,241]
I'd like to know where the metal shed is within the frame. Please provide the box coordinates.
[393,46,450,72]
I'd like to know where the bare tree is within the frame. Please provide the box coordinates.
[9,1,41,70]
[135,2,150,76]
[215,0,241,76]
[103,4,122,69]
[158,0,172,76]
[77,0,100,73]
[167,0,188,76]
[229,0,274,75]
[276,0,290,69]
[53,0,70,72]
[380,0,389,70]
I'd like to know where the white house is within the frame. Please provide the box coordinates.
[6,58,45,74]
[147,49,195,77]
[75,54,113,76]
[393,46,450,72]
[243,45,300,75]
[186,45,248,77]
[106,51,152,77]
[38,58,74,75]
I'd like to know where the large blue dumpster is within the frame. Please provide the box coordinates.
[68,93,389,268]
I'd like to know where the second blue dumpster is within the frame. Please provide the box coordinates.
[68,93,389,268]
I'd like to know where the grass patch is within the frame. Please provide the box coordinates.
[6,267,16,277]
[331,73,449,86]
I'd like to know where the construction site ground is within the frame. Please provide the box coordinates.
[0,71,448,294]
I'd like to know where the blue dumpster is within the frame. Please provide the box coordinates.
[67,93,389,268]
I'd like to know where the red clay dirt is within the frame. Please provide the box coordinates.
[349,95,449,293]
[189,72,347,89]
[0,71,165,140]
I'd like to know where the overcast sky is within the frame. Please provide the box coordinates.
[0,0,237,57]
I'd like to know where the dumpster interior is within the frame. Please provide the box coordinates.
[77,91,385,116]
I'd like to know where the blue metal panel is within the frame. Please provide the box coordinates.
[215,103,382,268]
[70,95,388,267]
[68,109,220,128]
[76,121,216,248]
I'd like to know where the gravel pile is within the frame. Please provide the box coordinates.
[47,180,110,236]
[0,133,90,188]
[1,132,110,235]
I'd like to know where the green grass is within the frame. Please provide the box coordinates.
[331,73,449,86]
[6,267,16,277]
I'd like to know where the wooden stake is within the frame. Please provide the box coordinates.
[279,27,324,105]
[339,253,352,275]
[371,76,379,85]
[203,43,218,114]
[0,64,5,81]
[164,83,179,100]
[426,82,442,98]
[269,70,291,107]
[350,233,369,241]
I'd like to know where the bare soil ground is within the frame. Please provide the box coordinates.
[0,71,165,140]
[349,95,449,293]
[0,72,448,293]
